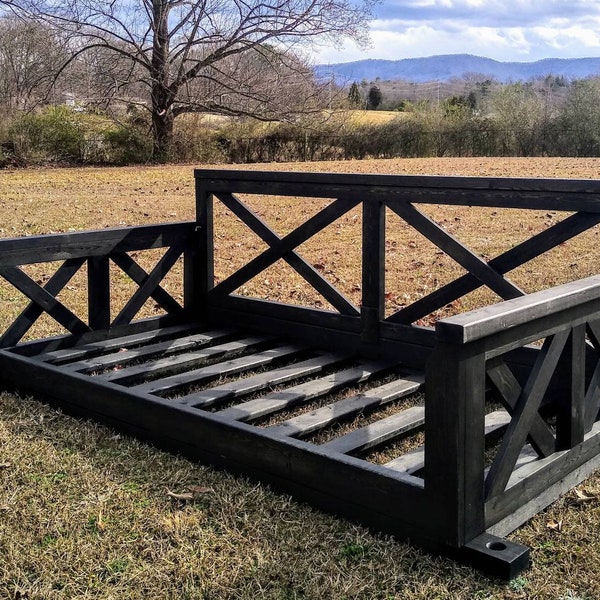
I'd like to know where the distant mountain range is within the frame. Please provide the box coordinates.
[315,54,600,84]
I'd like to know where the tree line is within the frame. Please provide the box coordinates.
[3,7,600,165]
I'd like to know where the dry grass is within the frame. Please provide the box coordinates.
[341,110,403,125]
[1,158,600,599]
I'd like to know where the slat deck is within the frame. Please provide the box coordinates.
[17,325,435,481]
[63,329,235,373]
[268,374,424,439]
[99,335,274,385]
[216,359,398,422]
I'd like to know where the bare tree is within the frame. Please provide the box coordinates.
[0,16,67,112]
[3,0,373,160]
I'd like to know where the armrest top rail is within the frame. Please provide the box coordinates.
[436,274,600,344]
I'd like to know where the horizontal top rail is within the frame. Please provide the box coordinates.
[195,169,600,211]
[435,274,600,345]
[0,222,195,267]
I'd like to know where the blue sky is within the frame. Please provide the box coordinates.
[314,0,600,64]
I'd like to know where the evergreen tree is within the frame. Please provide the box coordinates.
[367,85,382,110]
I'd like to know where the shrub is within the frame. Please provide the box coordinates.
[103,122,152,165]
[10,105,86,163]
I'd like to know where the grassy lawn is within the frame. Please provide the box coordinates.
[1,158,600,599]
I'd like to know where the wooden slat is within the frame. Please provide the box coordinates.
[132,343,306,395]
[486,359,556,458]
[99,336,272,385]
[179,352,347,408]
[0,265,91,336]
[207,294,361,333]
[63,329,234,373]
[35,323,203,364]
[321,405,425,455]
[0,258,85,348]
[485,330,570,499]
[216,359,397,422]
[212,198,360,297]
[217,192,359,316]
[385,409,512,474]
[268,374,424,438]
[584,362,600,432]
[110,252,183,315]
[0,222,195,267]
[111,245,184,327]
[388,211,600,325]
[195,182,214,308]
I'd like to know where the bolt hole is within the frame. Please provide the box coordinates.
[486,541,507,552]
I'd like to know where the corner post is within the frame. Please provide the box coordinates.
[185,174,214,318]
[425,337,487,547]
[361,199,385,344]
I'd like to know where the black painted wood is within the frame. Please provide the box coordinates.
[485,421,600,528]
[88,256,111,330]
[485,330,570,499]
[110,252,183,316]
[211,198,360,297]
[389,201,524,301]
[132,343,306,396]
[385,410,512,474]
[0,265,91,337]
[0,222,195,267]
[99,335,273,385]
[556,324,586,450]
[6,171,600,579]
[322,404,425,455]
[389,212,600,325]
[584,320,600,431]
[63,329,234,373]
[216,192,359,316]
[436,274,600,346]
[361,199,385,343]
[195,182,214,313]
[486,359,556,458]
[35,323,202,364]
[0,257,85,348]
[0,347,434,549]
[111,245,184,327]
[424,342,487,546]
[268,375,423,439]
[179,352,347,408]
[217,359,397,422]
[194,169,600,213]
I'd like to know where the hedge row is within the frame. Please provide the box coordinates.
[3,106,600,167]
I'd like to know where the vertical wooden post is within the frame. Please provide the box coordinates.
[186,176,214,318]
[556,324,586,450]
[88,256,110,329]
[425,339,487,546]
[361,199,385,344]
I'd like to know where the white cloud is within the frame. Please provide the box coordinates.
[313,0,600,64]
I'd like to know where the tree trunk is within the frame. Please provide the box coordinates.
[150,0,173,163]
[151,97,174,162]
